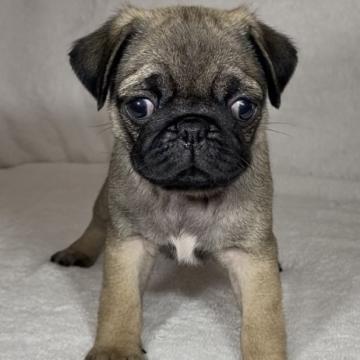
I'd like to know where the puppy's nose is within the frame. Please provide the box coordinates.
[176,118,209,147]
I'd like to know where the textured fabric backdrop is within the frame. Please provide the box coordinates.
[1,0,360,180]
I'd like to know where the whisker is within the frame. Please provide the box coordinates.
[262,127,292,137]
[89,122,113,128]
[96,126,113,135]
[266,121,295,127]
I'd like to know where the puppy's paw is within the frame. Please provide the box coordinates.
[50,249,95,268]
[85,347,144,360]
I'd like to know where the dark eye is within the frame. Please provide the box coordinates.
[125,98,155,120]
[230,98,257,122]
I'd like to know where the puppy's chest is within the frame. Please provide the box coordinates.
[140,202,216,264]
[161,233,205,265]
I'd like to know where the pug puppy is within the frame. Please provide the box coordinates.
[51,5,297,360]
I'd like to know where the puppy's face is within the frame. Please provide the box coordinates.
[70,6,297,191]
[116,54,264,190]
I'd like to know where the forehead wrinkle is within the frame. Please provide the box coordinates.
[118,64,162,95]
[221,66,264,98]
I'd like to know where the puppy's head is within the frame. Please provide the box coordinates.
[70,6,297,191]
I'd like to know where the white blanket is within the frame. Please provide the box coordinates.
[0,163,359,359]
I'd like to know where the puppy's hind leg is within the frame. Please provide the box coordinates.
[51,179,109,268]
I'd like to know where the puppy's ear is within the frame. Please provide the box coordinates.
[69,10,139,110]
[249,21,298,108]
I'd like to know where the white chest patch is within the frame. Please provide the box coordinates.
[170,233,198,265]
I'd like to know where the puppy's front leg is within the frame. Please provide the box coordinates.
[86,236,156,360]
[219,247,286,360]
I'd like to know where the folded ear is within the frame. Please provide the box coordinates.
[249,21,298,108]
[69,11,138,110]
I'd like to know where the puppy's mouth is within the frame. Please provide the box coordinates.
[163,166,211,190]
[131,116,250,191]
[178,167,208,179]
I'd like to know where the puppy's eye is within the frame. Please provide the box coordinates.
[125,98,155,120]
[230,98,257,122]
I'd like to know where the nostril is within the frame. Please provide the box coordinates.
[167,124,177,133]
[197,128,207,142]
[209,124,219,133]
[181,129,191,145]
